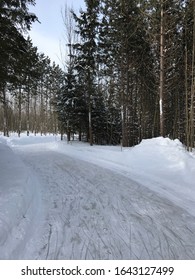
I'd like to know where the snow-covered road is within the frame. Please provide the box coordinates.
[14,144,195,260]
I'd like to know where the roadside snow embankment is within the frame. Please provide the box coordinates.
[49,136,195,188]
[48,136,195,216]
[130,137,195,182]
[4,134,195,217]
[0,141,41,259]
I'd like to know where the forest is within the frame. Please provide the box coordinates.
[0,0,195,150]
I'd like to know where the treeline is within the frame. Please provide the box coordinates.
[57,0,195,150]
[1,0,195,150]
[0,40,64,137]
[0,0,64,137]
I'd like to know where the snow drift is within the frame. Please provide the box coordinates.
[0,133,195,259]
[0,141,41,259]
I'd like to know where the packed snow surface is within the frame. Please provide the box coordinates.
[0,133,195,259]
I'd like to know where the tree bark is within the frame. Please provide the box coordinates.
[18,86,22,137]
[189,0,195,151]
[159,0,165,137]
[3,85,8,137]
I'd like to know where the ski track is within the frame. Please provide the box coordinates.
[14,146,195,260]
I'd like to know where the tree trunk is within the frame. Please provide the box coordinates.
[89,103,93,146]
[159,0,165,137]
[26,88,30,136]
[18,86,22,137]
[185,37,190,150]
[67,120,71,142]
[88,77,93,146]
[3,85,8,137]
[189,0,195,151]
[34,95,37,135]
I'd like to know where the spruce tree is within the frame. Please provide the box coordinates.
[72,0,100,145]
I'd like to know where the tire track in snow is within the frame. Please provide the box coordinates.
[16,147,195,260]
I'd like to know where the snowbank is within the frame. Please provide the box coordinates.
[46,136,195,216]
[129,137,195,184]
[0,141,41,259]
[1,133,195,259]
[5,133,59,147]
[2,135,195,215]
[46,135,195,189]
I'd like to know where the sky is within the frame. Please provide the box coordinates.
[29,0,85,68]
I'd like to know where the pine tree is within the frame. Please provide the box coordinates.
[72,0,100,145]
[99,0,156,146]
[183,0,195,150]
[0,0,37,136]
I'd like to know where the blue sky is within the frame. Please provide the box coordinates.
[29,0,85,68]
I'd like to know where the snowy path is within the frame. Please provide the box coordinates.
[14,145,195,260]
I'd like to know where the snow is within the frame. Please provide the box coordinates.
[0,133,195,259]
[0,138,42,259]
[159,99,163,115]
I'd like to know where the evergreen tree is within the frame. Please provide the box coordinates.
[183,0,195,150]
[10,37,40,136]
[0,0,37,135]
[99,0,156,146]
[0,0,37,90]
[72,0,100,145]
